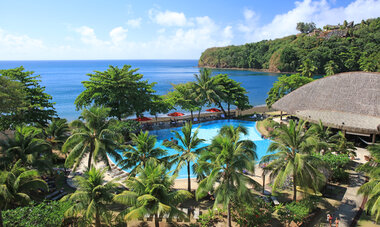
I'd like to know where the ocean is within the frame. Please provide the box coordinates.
[0,60,282,120]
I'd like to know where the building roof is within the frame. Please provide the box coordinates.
[272,72,380,134]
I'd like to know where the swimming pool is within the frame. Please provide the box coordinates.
[110,119,272,179]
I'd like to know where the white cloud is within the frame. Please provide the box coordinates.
[75,26,107,46]
[223,26,234,40]
[150,9,188,26]
[127,18,142,28]
[240,0,380,42]
[110,26,128,44]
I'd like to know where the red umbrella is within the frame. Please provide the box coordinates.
[206,108,221,113]
[134,117,152,122]
[168,112,185,117]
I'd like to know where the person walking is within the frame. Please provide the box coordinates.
[335,217,340,227]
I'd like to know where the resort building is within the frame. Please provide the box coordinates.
[272,72,380,143]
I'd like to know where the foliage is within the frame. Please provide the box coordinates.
[198,208,224,227]
[149,95,173,120]
[329,131,356,156]
[108,119,141,141]
[266,74,314,108]
[2,201,71,227]
[317,153,350,182]
[114,159,192,227]
[199,18,380,74]
[62,106,123,170]
[75,65,157,119]
[357,144,380,223]
[261,120,326,201]
[298,59,317,77]
[62,167,119,227]
[118,130,167,176]
[42,118,69,152]
[0,160,48,210]
[277,197,319,226]
[196,125,259,227]
[296,22,317,34]
[231,197,274,227]
[163,122,205,192]
[0,75,26,114]
[0,67,56,130]
[0,125,52,172]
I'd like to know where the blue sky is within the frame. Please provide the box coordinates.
[0,0,379,60]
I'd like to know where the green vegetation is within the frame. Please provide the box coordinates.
[277,197,319,226]
[75,65,158,119]
[62,167,119,227]
[261,120,326,201]
[357,144,380,223]
[318,153,350,182]
[199,18,380,73]
[0,67,56,130]
[2,201,71,227]
[118,130,166,176]
[232,197,274,227]
[0,76,26,114]
[196,125,259,227]
[164,122,205,192]
[63,106,123,170]
[114,159,192,227]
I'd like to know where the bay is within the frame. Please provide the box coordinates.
[0,60,281,120]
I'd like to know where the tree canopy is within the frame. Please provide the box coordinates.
[296,22,317,34]
[75,65,157,119]
[0,67,56,129]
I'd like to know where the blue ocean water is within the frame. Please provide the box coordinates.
[108,119,272,179]
[0,60,281,120]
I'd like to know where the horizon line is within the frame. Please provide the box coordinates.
[0,59,199,61]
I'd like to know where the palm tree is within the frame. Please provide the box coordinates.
[62,106,123,171]
[324,60,338,76]
[330,131,356,156]
[309,120,334,153]
[62,167,119,227]
[357,144,380,223]
[114,159,192,227]
[196,126,259,227]
[0,125,51,172]
[43,118,69,151]
[0,160,48,226]
[193,68,227,117]
[164,122,205,192]
[118,130,167,176]
[260,120,326,201]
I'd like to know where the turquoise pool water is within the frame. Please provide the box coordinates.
[110,119,272,179]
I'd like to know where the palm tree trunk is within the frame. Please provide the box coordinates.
[88,142,94,169]
[190,110,193,122]
[0,208,3,227]
[154,213,159,227]
[293,171,297,201]
[217,102,227,118]
[227,103,230,117]
[187,161,191,192]
[95,211,101,227]
[198,108,201,121]
[227,202,232,227]
[262,172,265,194]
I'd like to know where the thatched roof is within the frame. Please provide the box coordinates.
[273,72,380,134]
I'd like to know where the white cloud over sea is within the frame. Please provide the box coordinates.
[0,0,379,60]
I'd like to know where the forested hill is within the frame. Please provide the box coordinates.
[198,18,380,74]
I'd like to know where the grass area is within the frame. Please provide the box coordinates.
[256,119,270,137]
[357,212,380,227]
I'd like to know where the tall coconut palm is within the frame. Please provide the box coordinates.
[62,106,123,171]
[358,144,380,223]
[118,130,166,176]
[164,122,205,192]
[196,127,259,227]
[114,159,192,227]
[0,125,51,172]
[0,160,48,226]
[62,167,119,227]
[260,120,326,201]
[193,68,227,117]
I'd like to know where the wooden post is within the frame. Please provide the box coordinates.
[372,134,376,143]
[280,111,283,120]
[342,130,346,138]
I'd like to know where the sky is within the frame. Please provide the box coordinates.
[0,0,379,60]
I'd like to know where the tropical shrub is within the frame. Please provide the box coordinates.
[277,197,319,226]
[231,198,274,227]
[318,153,350,182]
[2,201,71,227]
[108,119,141,141]
[198,208,224,227]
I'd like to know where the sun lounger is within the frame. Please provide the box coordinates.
[52,191,67,201]
[46,190,62,200]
